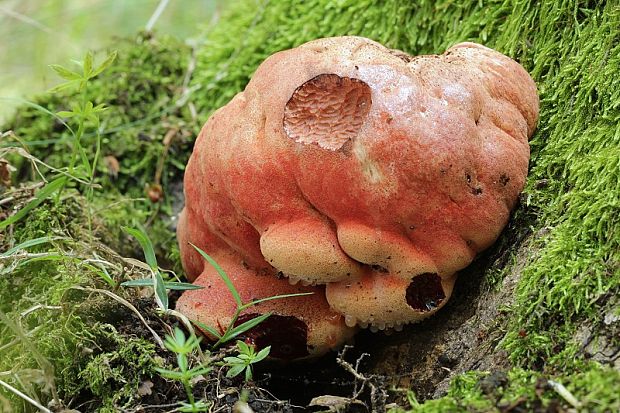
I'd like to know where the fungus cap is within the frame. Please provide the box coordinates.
[177,36,538,336]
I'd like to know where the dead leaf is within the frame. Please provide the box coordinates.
[0,158,15,187]
[232,401,254,413]
[147,183,163,203]
[163,128,178,146]
[309,395,365,412]
[103,155,120,179]
[137,380,154,396]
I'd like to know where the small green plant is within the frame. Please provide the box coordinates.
[121,226,203,312]
[48,50,117,232]
[50,50,116,181]
[0,51,117,233]
[224,340,270,382]
[190,243,313,347]
[155,327,211,412]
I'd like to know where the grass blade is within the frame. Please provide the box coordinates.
[153,268,169,311]
[122,227,158,271]
[122,227,168,310]
[0,177,67,229]
[193,320,222,339]
[221,313,271,343]
[0,97,75,137]
[121,278,204,290]
[242,292,314,310]
[0,236,63,257]
[190,243,242,308]
[82,263,116,288]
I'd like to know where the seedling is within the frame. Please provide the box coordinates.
[224,340,270,382]
[155,327,211,412]
[122,226,202,312]
[49,50,117,231]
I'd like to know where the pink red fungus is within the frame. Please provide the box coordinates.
[176,36,539,358]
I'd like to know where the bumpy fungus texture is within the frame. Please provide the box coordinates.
[177,36,538,355]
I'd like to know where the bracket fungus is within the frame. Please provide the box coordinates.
[176,36,539,357]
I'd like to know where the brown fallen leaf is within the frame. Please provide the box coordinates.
[0,158,15,187]
[147,183,163,203]
[103,155,120,179]
[309,395,366,412]
[137,380,154,396]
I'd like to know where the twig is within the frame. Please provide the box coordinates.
[0,5,53,34]
[145,0,171,31]
[548,380,581,408]
[336,345,387,412]
[20,305,62,318]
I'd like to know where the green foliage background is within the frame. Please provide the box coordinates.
[1,0,619,411]
[0,0,217,122]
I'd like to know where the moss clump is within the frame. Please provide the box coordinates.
[0,196,158,411]
[393,364,620,412]
[78,331,157,412]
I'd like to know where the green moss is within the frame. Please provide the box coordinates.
[392,364,620,412]
[79,331,157,412]
[501,3,619,369]
[0,198,156,411]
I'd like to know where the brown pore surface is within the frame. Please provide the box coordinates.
[283,74,372,151]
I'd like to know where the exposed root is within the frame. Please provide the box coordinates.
[336,345,387,412]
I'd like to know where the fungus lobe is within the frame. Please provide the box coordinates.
[176,36,539,357]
